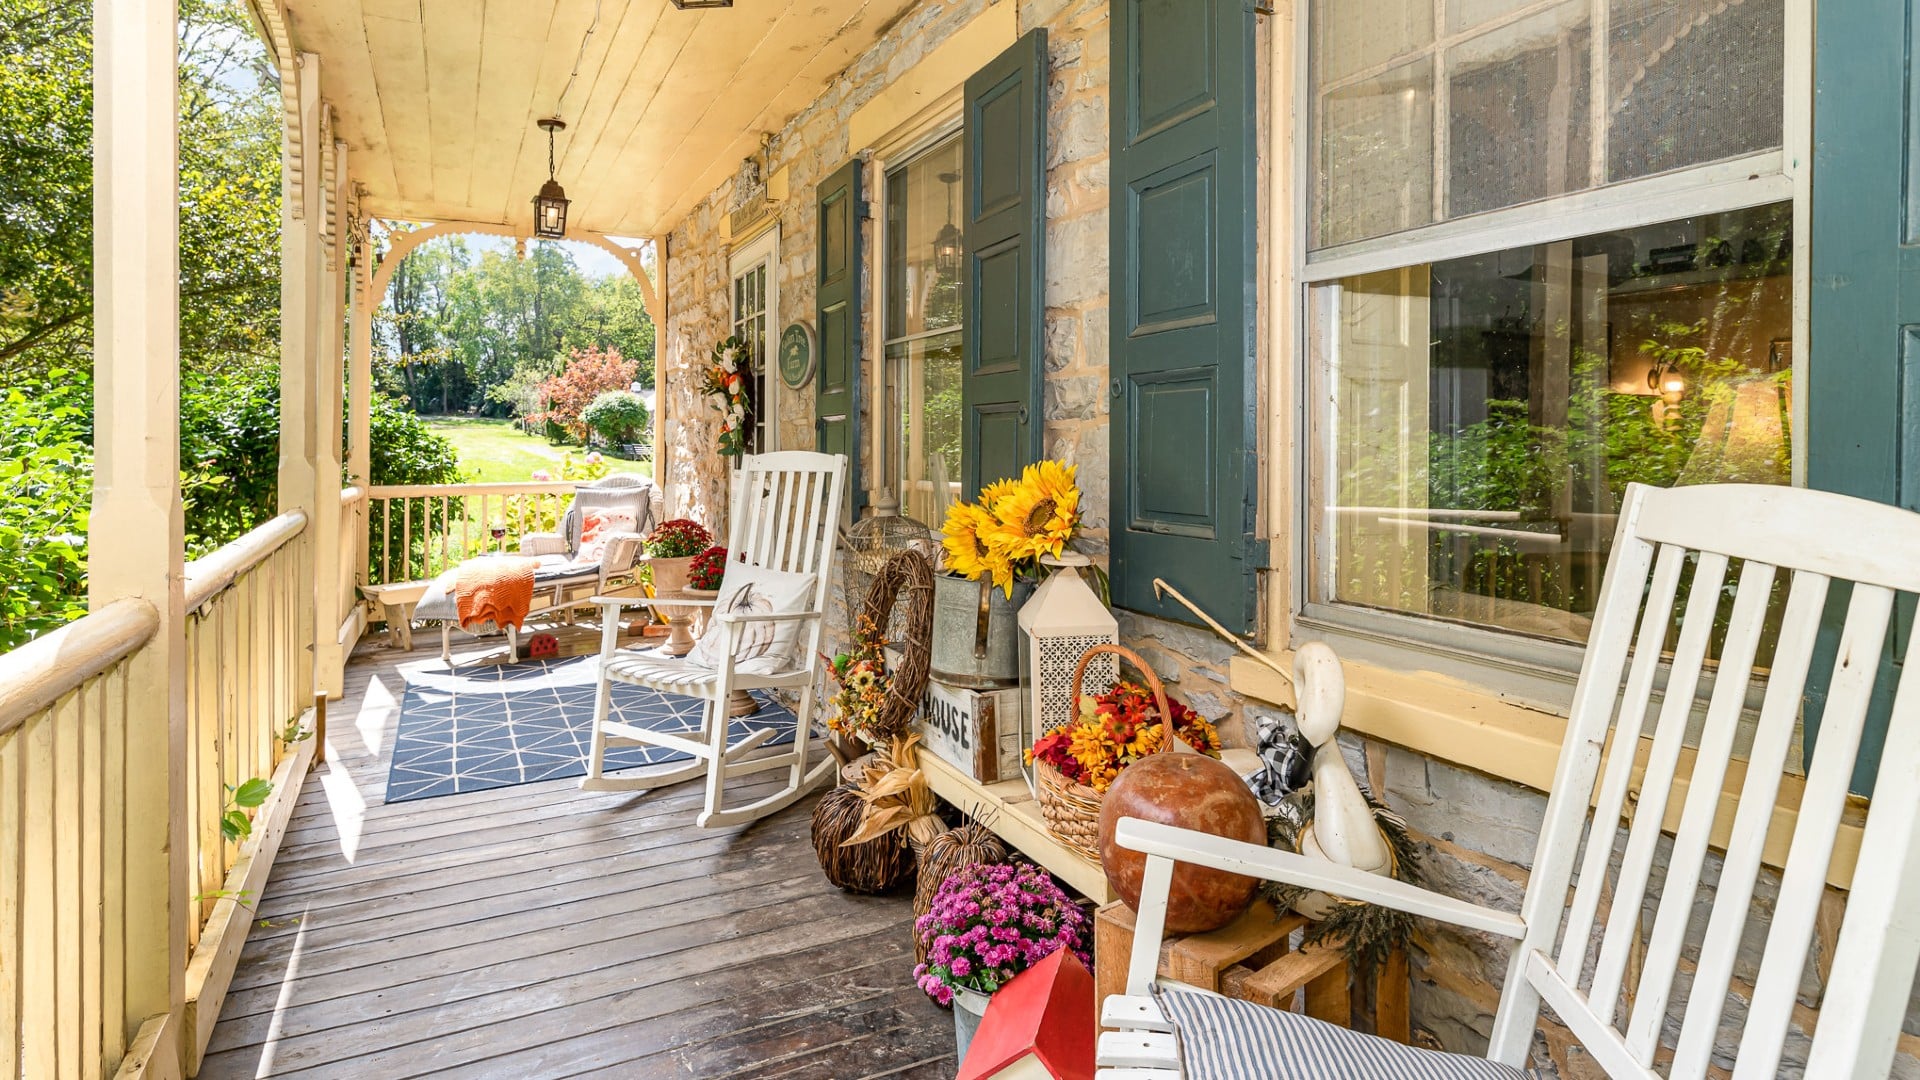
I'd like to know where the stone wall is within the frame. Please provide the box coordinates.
[651,0,1916,1073]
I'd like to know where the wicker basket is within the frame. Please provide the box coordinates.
[1035,644,1174,861]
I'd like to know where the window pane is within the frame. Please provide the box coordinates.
[1315,58,1435,248]
[1309,0,1783,251]
[1607,0,1784,182]
[1446,3,1591,217]
[1314,0,1432,82]
[887,330,963,528]
[885,136,964,341]
[1310,202,1792,643]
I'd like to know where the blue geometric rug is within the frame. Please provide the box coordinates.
[384,654,797,803]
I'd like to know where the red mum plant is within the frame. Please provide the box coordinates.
[644,519,713,559]
[688,545,729,590]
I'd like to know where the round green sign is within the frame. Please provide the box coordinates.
[778,322,816,390]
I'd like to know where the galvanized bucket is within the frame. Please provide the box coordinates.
[930,574,1031,689]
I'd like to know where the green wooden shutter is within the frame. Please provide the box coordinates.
[816,156,867,520]
[1108,0,1259,633]
[961,29,1047,494]
[1806,0,1920,793]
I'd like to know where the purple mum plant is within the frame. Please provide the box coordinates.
[912,861,1092,1006]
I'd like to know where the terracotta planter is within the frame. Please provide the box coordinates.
[646,556,698,655]
[649,555,695,595]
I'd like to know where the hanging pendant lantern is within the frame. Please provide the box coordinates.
[532,118,570,240]
[933,170,963,280]
[1017,553,1120,737]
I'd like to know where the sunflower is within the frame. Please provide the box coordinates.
[981,474,1022,506]
[942,502,1014,594]
[987,460,1080,562]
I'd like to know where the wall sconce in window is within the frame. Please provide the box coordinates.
[532,117,570,240]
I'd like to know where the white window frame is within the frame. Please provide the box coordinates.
[869,100,965,523]
[1279,0,1816,706]
[729,225,780,454]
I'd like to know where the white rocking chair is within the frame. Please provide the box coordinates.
[581,451,846,829]
[1102,482,1920,1079]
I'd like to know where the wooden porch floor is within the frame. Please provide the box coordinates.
[201,636,954,1079]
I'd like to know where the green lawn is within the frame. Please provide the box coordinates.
[424,416,651,483]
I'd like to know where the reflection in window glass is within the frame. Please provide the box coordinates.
[883,135,965,527]
[1309,0,1783,250]
[1310,202,1792,643]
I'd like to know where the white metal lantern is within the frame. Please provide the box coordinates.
[1017,552,1120,736]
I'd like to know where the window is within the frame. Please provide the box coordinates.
[1301,0,1794,655]
[881,134,966,527]
[730,228,778,453]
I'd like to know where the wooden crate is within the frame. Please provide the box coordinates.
[918,679,1025,784]
[1093,899,1410,1042]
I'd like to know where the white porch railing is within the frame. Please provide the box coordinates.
[365,480,580,586]
[182,512,310,941]
[0,598,158,1078]
[0,512,315,1076]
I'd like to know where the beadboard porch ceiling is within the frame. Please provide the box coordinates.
[280,0,920,235]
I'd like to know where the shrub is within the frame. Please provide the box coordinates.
[581,390,650,447]
[367,393,462,487]
[0,371,92,653]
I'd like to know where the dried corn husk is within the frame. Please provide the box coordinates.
[842,734,949,849]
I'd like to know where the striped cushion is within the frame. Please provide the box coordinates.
[1156,986,1537,1080]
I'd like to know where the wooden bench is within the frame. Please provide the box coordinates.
[359,581,431,650]
[1094,898,1410,1042]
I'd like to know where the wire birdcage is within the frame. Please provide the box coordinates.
[841,506,933,642]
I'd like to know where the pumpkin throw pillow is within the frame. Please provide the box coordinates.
[687,563,816,672]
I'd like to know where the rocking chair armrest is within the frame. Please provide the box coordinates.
[519,532,569,557]
[1114,817,1527,941]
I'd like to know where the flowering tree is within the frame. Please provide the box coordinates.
[528,346,638,442]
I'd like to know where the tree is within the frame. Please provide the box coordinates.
[529,347,639,442]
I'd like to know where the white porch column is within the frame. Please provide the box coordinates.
[278,52,323,704]
[347,206,373,619]
[310,132,349,698]
[651,234,670,496]
[348,210,373,500]
[91,0,188,1066]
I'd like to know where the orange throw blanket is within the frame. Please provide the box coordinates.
[453,556,539,631]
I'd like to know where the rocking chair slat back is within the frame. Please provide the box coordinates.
[1486,482,1920,1079]
[726,450,846,615]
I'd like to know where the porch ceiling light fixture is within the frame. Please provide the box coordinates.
[532,117,571,240]
[669,0,734,8]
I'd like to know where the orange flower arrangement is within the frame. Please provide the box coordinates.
[1028,681,1221,794]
